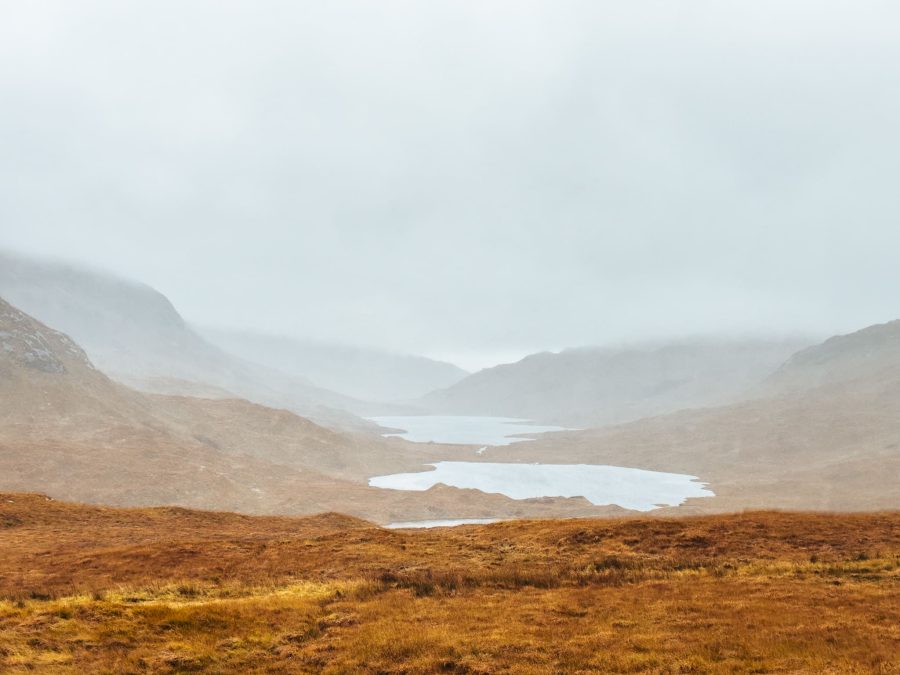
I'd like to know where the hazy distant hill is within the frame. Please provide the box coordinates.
[481,321,900,513]
[419,339,810,427]
[764,319,900,392]
[0,250,383,431]
[201,328,467,402]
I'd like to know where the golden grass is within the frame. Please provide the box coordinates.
[1,494,898,673]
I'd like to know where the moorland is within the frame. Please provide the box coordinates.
[1,494,897,673]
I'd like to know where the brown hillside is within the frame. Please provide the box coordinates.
[500,363,900,513]
[0,298,623,523]
[0,495,897,673]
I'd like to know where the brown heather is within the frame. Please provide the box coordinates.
[0,494,898,673]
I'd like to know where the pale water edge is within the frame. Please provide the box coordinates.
[367,415,570,446]
[369,461,714,512]
[384,518,501,529]
[366,415,714,512]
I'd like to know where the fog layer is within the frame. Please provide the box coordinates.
[2,1,899,367]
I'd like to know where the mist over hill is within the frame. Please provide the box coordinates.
[0,250,391,430]
[201,327,467,402]
[0,294,347,512]
[419,339,811,427]
[482,321,900,513]
[764,319,900,392]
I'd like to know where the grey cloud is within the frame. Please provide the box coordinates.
[2,1,899,370]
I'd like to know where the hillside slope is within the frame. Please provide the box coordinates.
[765,318,900,391]
[420,339,809,427]
[0,297,363,513]
[0,250,378,430]
[495,322,900,513]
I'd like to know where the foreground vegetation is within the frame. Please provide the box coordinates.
[1,495,898,673]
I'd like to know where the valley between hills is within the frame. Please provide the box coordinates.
[5,2,900,671]
[0,251,898,673]
[1,251,897,521]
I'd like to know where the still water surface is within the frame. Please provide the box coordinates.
[368,415,570,446]
[368,415,714,520]
[370,461,713,513]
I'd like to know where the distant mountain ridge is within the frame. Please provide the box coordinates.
[201,328,467,403]
[419,339,811,427]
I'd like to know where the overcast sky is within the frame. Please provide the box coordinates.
[2,1,899,370]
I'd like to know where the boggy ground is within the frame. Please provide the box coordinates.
[0,494,898,673]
